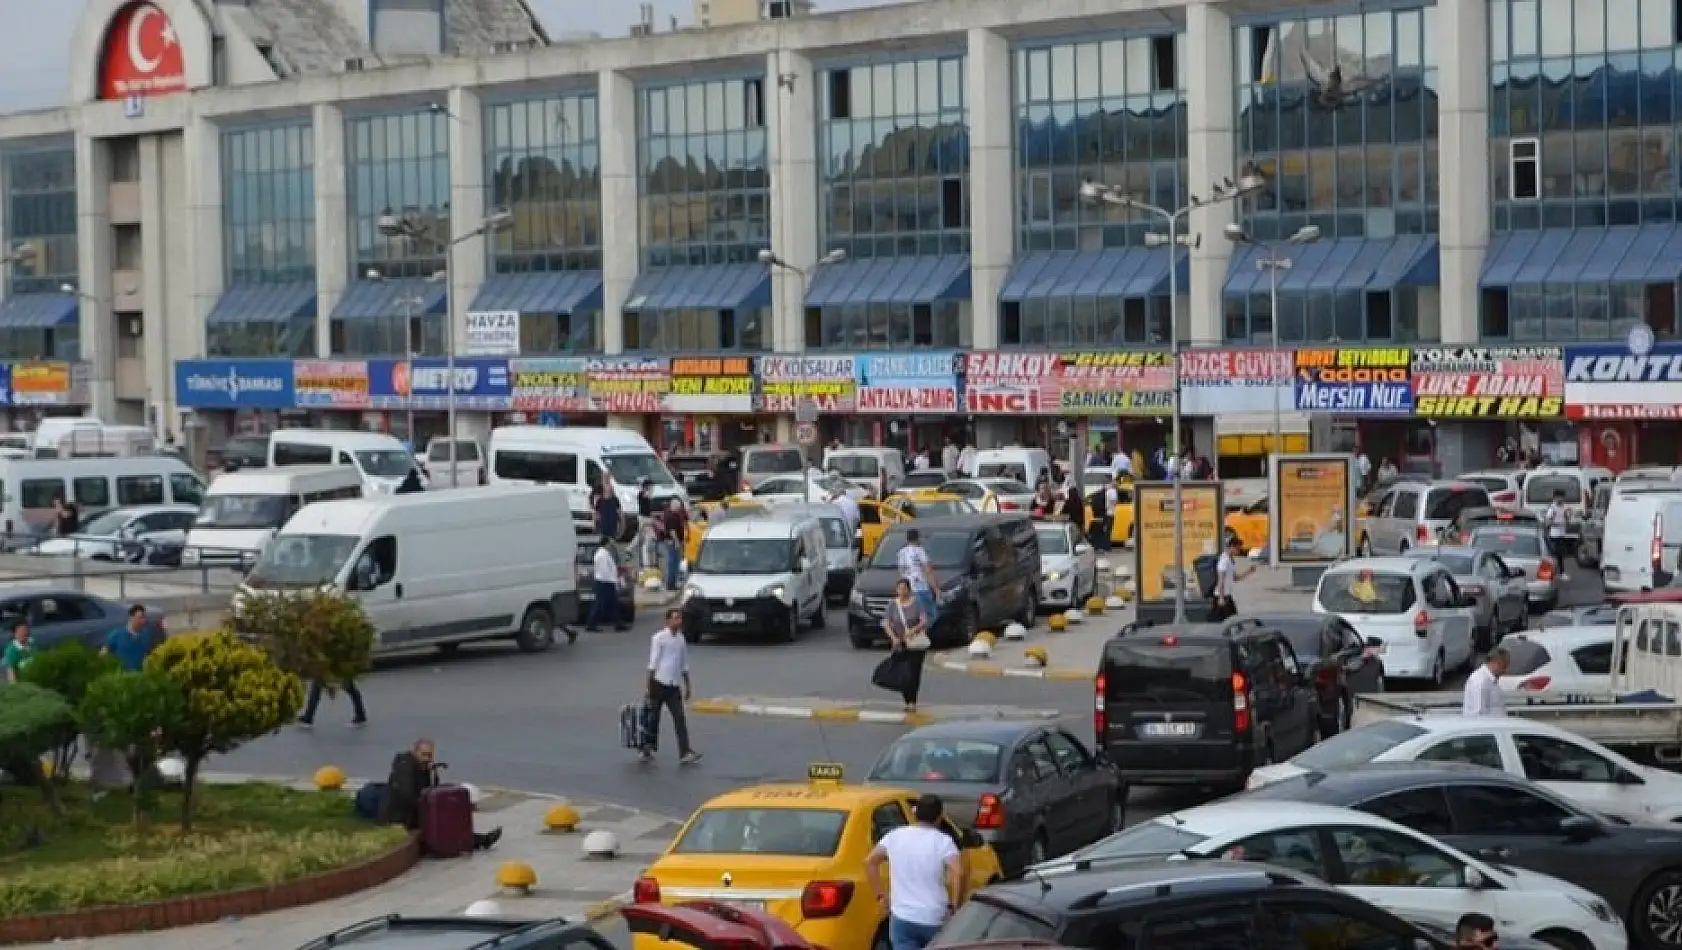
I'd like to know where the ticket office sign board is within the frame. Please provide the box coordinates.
[1269,453,1357,567]
[1134,481,1224,606]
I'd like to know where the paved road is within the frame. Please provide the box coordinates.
[217,565,1608,823]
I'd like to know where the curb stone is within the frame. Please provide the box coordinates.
[689,698,1061,724]
[927,654,1093,681]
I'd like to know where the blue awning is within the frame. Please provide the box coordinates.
[999,249,1188,303]
[206,281,317,326]
[469,270,603,314]
[803,256,971,307]
[0,293,77,328]
[1224,236,1439,296]
[330,278,448,321]
[624,264,771,312]
[1483,225,1682,287]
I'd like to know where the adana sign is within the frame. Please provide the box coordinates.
[463,310,520,356]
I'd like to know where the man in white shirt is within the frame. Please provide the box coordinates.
[957,442,977,478]
[865,794,962,950]
[1543,490,1571,582]
[830,488,861,534]
[941,438,960,477]
[585,542,628,632]
[643,609,702,764]
[1110,449,1132,480]
[1463,646,1509,717]
[913,450,931,471]
[898,528,941,623]
[1212,535,1249,619]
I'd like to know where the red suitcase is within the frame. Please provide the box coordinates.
[420,785,475,858]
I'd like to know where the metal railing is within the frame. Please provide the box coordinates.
[0,534,250,600]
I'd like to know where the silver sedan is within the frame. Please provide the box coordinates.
[1467,524,1561,613]
[1405,545,1527,648]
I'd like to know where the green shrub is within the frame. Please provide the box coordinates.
[79,671,184,825]
[0,683,77,815]
[18,644,118,778]
[230,589,374,691]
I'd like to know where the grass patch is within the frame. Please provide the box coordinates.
[0,781,409,917]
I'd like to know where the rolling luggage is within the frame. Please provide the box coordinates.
[420,784,475,858]
[620,699,657,751]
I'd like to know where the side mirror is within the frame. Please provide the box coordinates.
[1560,815,1601,841]
[960,828,985,849]
[1463,865,1487,890]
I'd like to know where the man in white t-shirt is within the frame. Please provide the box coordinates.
[1463,647,1509,716]
[1543,490,1571,582]
[1211,534,1248,620]
[866,795,962,950]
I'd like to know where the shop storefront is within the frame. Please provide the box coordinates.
[759,356,858,448]
[962,351,1176,462]
[500,357,604,429]
[364,358,513,445]
[173,359,297,445]
[1180,350,1303,485]
[1563,339,1682,470]
[7,361,93,429]
[663,357,770,452]
[852,353,962,457]
[1293,347,1435,475]
[585,357,668,445]
[1411,346,1566,472]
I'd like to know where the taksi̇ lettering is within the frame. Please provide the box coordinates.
[1566,354,1682,382]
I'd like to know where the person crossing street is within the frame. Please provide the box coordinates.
[642,609,702,765]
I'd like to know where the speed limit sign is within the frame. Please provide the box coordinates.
[796,422,818,445]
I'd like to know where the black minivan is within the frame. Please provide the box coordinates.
[1095,619,1317,788]
[848,513,1040,648]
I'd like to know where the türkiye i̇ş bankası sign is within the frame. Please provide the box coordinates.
[1410,346,1564,418]
[1294,348,1412,414]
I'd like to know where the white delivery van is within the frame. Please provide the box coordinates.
[423,437,485,488]
[823,447,905,496]
[30,417,104,458]
[0,456,205,541]
[1601,485,1682,593]
[268,429,417,495]
[487,425,687,531]
[58,425,157,458]
[240,484,578,655]
[973,447,1054,487]
[680,513,829,642]
[183,465,365,567]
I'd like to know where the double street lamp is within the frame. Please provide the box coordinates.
[375,207,513,487]
[758,247,847,501]
[1078,170,1267,623]
[1221,223,1322,455]
[365,267,446,447]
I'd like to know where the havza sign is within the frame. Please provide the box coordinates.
[464,310,519,355]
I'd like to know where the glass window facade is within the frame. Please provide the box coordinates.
[638,77,769,267]
[1007,35,1185,347]
[624,308,765,352]
[342,111,451,356]
[814,55,968,350]
[1229,7,1440,344]
[223,124,316,284]
[2,145,77,362]
[1485,0,1682,340]
[487,93,603,353]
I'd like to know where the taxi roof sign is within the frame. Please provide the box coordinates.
[807,762,845,783]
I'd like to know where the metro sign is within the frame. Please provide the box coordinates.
[966,389,1040,414]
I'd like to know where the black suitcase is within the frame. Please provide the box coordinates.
[620,700,658,751]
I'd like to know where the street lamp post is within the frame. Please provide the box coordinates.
[365,267,433,446]
[376,208,513,487]
[1222,224,1321,458]
[758,247,847,501]
[1079,172,1266,623]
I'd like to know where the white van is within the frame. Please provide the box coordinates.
[487,425,686,530]
[973,447,1054,487]
[268,429,417,495]
[1522,465,1615,544]
[183,466,365,567]
[240,484,578,655]
[30,417,104,458]
[680,514,828,642]
[1601,485,1682,593]
[824,447,904,496]
[0,456,205,540]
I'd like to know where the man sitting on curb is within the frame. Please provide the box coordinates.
[378,738,503,851]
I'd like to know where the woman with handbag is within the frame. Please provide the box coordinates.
[884,578,932,713]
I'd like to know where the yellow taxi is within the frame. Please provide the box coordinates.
[632,765,1004,950]
[856,499,908,559]
[1082,481,1137,547]
[883,492,979,519]
[686,501,767,565]
[1224,497,1271,554]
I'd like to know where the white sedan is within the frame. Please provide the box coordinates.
[34,504,199,561]
[1497,626,1616,694]
[1247,715,1682,823]
[1041,800,1626,950]
[743,472,868,506]
[1033,521,1097,610]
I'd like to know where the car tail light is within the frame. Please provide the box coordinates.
[1538,558,1556,581]
[1232,671,1251,733]
[1519,675,1551,691]
[1094,673,1106,739]
[801,880,855,918]
[1000,501,1019,511]
[976,793,1005,829]
[1416,524,1432,544]
[1413,610,1432,636]
[1492,491,1517,504]
[633,876,661,903]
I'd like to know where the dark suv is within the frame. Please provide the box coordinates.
[1096,619,1317,788]
[297,915,618,949]
[931,858,1463,950]
[849,513,1040,649]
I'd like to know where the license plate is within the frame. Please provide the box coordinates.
[713,611,747,623]
[720,900,766,911]
[1604,567,1620,580]
[1141,722,1199,738]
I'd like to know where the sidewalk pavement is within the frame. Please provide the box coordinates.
[21,774,679,950]
[928,566,1318,680]
[690,696,1061,725]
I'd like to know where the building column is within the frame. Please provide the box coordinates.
[1437,0,1490,344]
[967,27,1012,351]
[1185,0,1237,347]
[599,70,638,356]
[137,135,168,428]
[767,50,817,355]
[176,118,222,430]
[74,133,115,419]
[447,86,487,357]
[313,103,347,360]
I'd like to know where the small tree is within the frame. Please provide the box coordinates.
[0,683,77,816]
[146,632,303,830]
[79,671,184,825]
[231,589,374,696]
[19,643,118,779]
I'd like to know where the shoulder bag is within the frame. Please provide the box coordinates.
[899,602,932,651]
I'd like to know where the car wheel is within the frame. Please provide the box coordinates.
[515,606,555,653]
[1028,832,1049,868]
[1430,652,1445,688]
[1018,588,1037,629]
[812,598,827,629]
[1357,535,1372,556]
[776,605,798,643]
[1340,691,1353,731]
[1375,672,1387,693]
[1105,796,1126,834]
[1636,871,1682,950]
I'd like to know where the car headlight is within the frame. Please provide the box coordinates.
[682,585,701,603]
[1044,570,1064,582]
[850,589,864,607]
[759,584,788,601]
[1570,895,1617,924]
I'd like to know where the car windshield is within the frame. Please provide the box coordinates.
[1470,530,1544,558]
[1432,553,1478,574]
[1268,618,1330,660]
[670,807,848,857]
[746,450,803,474]
[829,455,880,477]
[1502,639,1553,675]
[1463,476,1510,493]
[706,505,763,524]
[1526,475,1581,504]
[1106,639,1231,702]
[195,494,291,529]
[77,510,135,536]
[426,441,480,462]
[818,517,850,548]
[1318,572,1417,614]
[1292,720,1428,770]
[869,738,1005,783]
[901,471,946,488]
[355,449,414,478]
[977,463,1027,481]
[982,479,1033,495]
[1072,819,1211,862]
[932,900,1057,947]
[904,499,975,517]
[695,538,793,574]
[245,534,359,588]
[1034,527,1071,555]
[605,452,675,486]
[871,532,972,569]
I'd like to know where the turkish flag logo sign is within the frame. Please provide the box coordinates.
[100,2,187,100]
